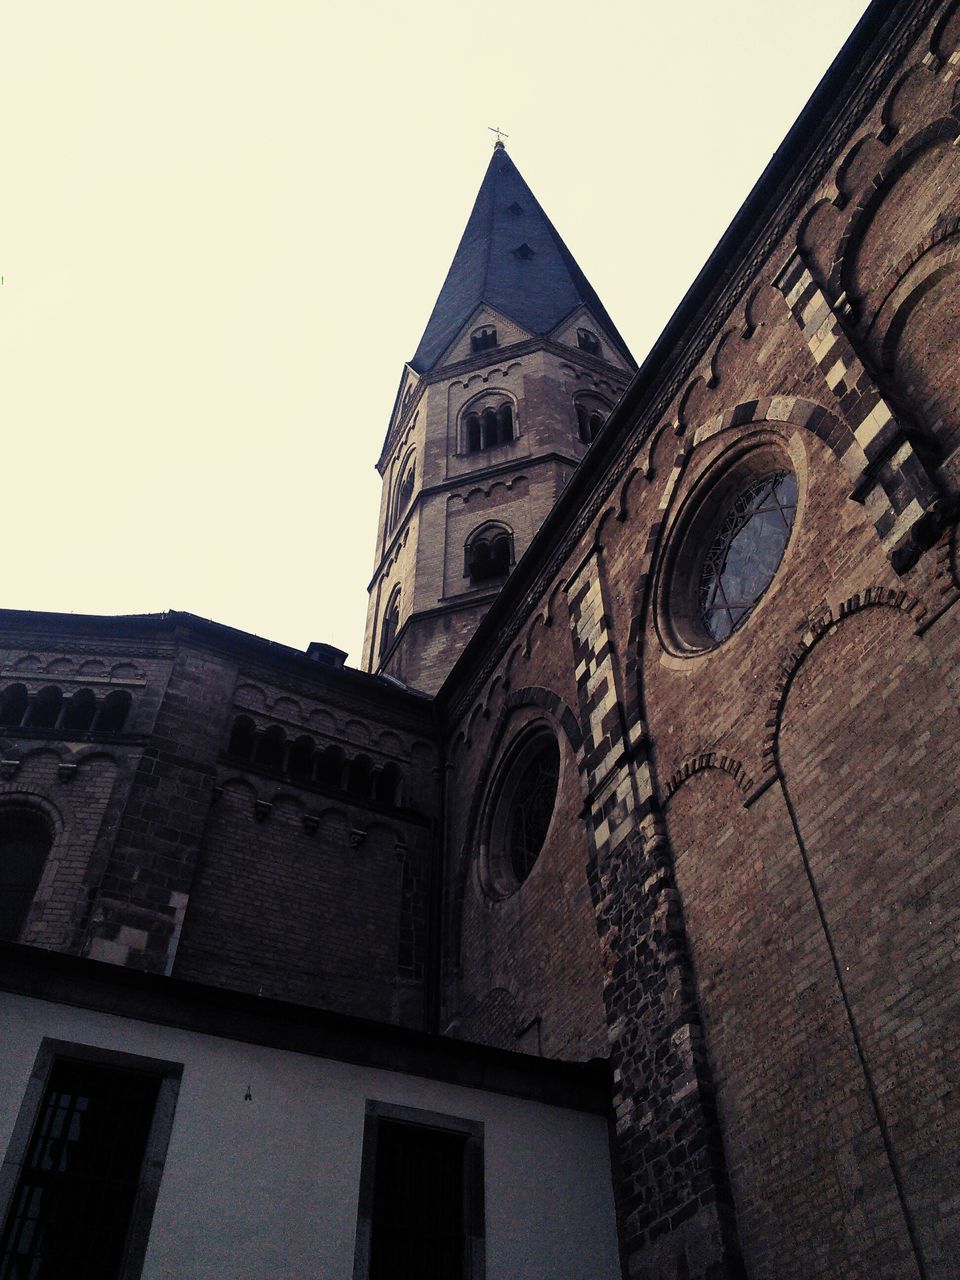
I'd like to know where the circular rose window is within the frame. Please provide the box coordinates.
[659,449,799,653]
[479,728,560,900]
[699,470,798,642]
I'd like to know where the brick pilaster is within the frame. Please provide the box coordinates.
[775,252,943,571]
[565,549,744,1280]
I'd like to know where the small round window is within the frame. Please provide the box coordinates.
[659,446,799,654]
[699,471,797,642]
[480,729,560,899]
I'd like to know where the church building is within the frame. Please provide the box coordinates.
[1,1,959,1277]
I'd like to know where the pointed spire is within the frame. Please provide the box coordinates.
[410,148,630,373]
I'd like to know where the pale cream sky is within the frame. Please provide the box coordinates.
[2,1,870,662]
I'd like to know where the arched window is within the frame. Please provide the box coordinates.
[0,685,29,728]
[460,397,516,454]
[254,725,286,772]
[373,763,401,807]
[574,394,611,445]
[465,524,514,585]
[576,328,601,356]
[61,689,97,734]
[315,745,345,790]
[228,716,256,761]
[380,588,401,658]
[495,403,513,445]
[0,808,52,941]
[465,413,482,453]
[470,326,498,353]
[27,686,63,729]
[347,754,373,798]
[96,689,132,733]
[288,735,315,782]
[393,456,416,528]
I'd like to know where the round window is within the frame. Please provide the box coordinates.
[699,470,797,642]
[659,448,799,653]
[480,729,560,900]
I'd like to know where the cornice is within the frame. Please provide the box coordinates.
[440,0,937,726]
[376,338,631,469]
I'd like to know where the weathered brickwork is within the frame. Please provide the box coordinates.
[437,3,960,1276]
[4,5,960,1279]
[0,612,440,1031]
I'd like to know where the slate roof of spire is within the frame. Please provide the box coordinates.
[410,145,633,374]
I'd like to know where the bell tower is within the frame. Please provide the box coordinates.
[362,144,635,694]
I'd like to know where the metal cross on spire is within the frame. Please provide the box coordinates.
[488,125,509,149]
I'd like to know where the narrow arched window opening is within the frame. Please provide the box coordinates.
[575,396,610,445]
[28,686,63,730]
[228,716,256,761]
[466,526,514,585]
[288,735,315,782]
[61,689,97,734]
[347,754,373,798]
[380,589,401,658]
[471,326,498,353]
[373,763,401,807]
[255,725,286,773]
[96,689,132,734]
[0,685,29,728]
[460,398,516,455]
[465,414,482,453]
[0,808,52,941]
[576,328,601,356]
[496,404,513,444]
[394,462,415,526]
[315,745,345,790]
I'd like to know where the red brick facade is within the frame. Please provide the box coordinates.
[2,3,959,1277]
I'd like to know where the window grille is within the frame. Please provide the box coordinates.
[355,1102,484,1280]
[0,1059,161,1280]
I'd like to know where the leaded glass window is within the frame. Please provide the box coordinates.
[699,471,797,643]
[507,738,560,886]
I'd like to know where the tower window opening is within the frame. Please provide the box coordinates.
[461,400,514,454]
[512,242,535,260]
[470,326,498,354]
[577,328,601,356]
[392,457,416,530]
[574,395,611,445]
[380,589,401,658]
[466,525,514,584]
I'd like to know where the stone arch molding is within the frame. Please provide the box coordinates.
[663,753,754,804]
[623,398,854,732]
[447,686,584,979]
[659,585,926,811]
[765,584,927,778]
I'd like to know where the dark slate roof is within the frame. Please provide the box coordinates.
[411,146,633,373]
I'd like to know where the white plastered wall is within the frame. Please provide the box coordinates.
[0,992,621,1280]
